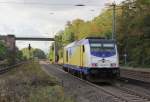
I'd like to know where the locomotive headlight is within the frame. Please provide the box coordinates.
[111,63,116,67]
[92,63,97,67]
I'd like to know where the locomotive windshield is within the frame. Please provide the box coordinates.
[103,43,115,52]
[90,43,115,52]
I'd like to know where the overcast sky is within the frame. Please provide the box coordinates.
[0,0,123,53]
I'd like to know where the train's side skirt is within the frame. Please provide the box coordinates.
[63,64,120,76]
[63,64,90,75]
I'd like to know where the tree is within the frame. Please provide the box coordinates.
[0,41,7,60]
[49,0,150,67]
[33,49,46,59]
[116,0,150,67]
[21,48,46,59]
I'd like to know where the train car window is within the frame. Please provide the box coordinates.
[66,50,68,62]
[82,45,85,52]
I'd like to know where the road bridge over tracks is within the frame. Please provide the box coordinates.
[15,37,54,41]
[0,35,55,51]
[0,35,56,62]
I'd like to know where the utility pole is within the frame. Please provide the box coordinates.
[54,41,56,63]
[124,6,128,65]
[105,1,116,39]
[112,2,116,40]
[123,2,136,65]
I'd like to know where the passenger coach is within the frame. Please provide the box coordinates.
[63,37,120,82]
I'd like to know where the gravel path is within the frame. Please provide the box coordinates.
[40,61,150,102]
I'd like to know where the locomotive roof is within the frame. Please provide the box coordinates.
[64,41,78,48]
[85,37,115,42]
[64,38,116,49]
[85,37,106,39]
[88,38,116,43]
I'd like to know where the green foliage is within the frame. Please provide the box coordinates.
[6,50,16,65]
[16,50,24,60]
[49,0,150,67]
[48,42,55,62]
[33,49,46,59]
[0,61,74,102]
[116,0,150,67]
[22,48,34,59]
[0,41,25,65]
[0,41,7,60]
[22,48,46,59]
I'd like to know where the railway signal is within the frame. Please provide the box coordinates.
[28,44,32,59]
[28,44,31,51]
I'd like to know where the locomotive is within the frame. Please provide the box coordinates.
[63,37,120,82]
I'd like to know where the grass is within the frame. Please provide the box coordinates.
[0,60,75,102]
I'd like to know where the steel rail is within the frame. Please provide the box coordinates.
[113,84,150,101]
[0,62,28,74]
[55,64,150,102]
[119,77,150,89]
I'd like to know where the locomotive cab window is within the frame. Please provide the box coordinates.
[103,43,115,52]
[90,43,103,52]
[90,43,115,52]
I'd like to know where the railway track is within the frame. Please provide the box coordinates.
[55,65,150,102]
[72,74,150,102]
[113,83,150,101]
[119,77,150,90]
[40,62,150,102]
[0,62,27,74]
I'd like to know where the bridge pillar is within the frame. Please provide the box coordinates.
[5,35,16,51]
[5,35,16,64]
